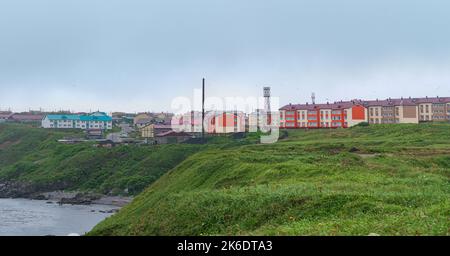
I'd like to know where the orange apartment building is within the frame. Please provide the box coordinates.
[279,100,367,129]
[206,111,246,134]
[280,96,450,128]
[172,111,246,134]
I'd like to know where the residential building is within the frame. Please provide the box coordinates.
[133,113,152,126]
[248,109,273,131]
[42,112,113,130]
[415,96,450,122]
[133,112,174,128]
[280,96,450,128]
[136,118,152,129]
[170,111,246,134]
[86,129,104,139]
[279,100,367,129]
[366,98,418,124]
[172,111,204,133]
[9,113,45,123]
[0,111,13,123]
[112,112,135,124]
[206,111,246,134]
[152,112,174,124]
[140,124,173,138]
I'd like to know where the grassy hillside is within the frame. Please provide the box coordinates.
[0,124,205,195]
[90,123,450,235]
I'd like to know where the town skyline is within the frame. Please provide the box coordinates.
[2,94,449,115]
[1,0,450,113]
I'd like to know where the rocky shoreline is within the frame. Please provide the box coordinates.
[0,182,132,207]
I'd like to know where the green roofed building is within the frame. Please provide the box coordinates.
[41,111,113,130]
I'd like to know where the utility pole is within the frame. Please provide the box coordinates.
[202,78,205,139]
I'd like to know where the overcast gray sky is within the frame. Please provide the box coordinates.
[1,0,450,113]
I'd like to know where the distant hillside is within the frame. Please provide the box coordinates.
[0,124,205,197]
[90,124,450,235]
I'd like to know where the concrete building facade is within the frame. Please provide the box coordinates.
[367,98,419,124]
[280,96,450,128]
[42,112,113,130]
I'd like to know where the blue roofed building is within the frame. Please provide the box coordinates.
[42,111,113,130]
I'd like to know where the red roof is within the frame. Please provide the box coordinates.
[10,114,45,121]
[280,97,450,110]
[412,97,450,104]
[365,98,417,107]
[280,100,364,111]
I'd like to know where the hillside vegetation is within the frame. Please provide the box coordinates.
[0,124,204,195]
[0,124,259,196]
[90,123,450,235]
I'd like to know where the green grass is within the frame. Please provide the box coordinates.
[89,123,450,235]
[0,124,203,195]
[0,124,258,195]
